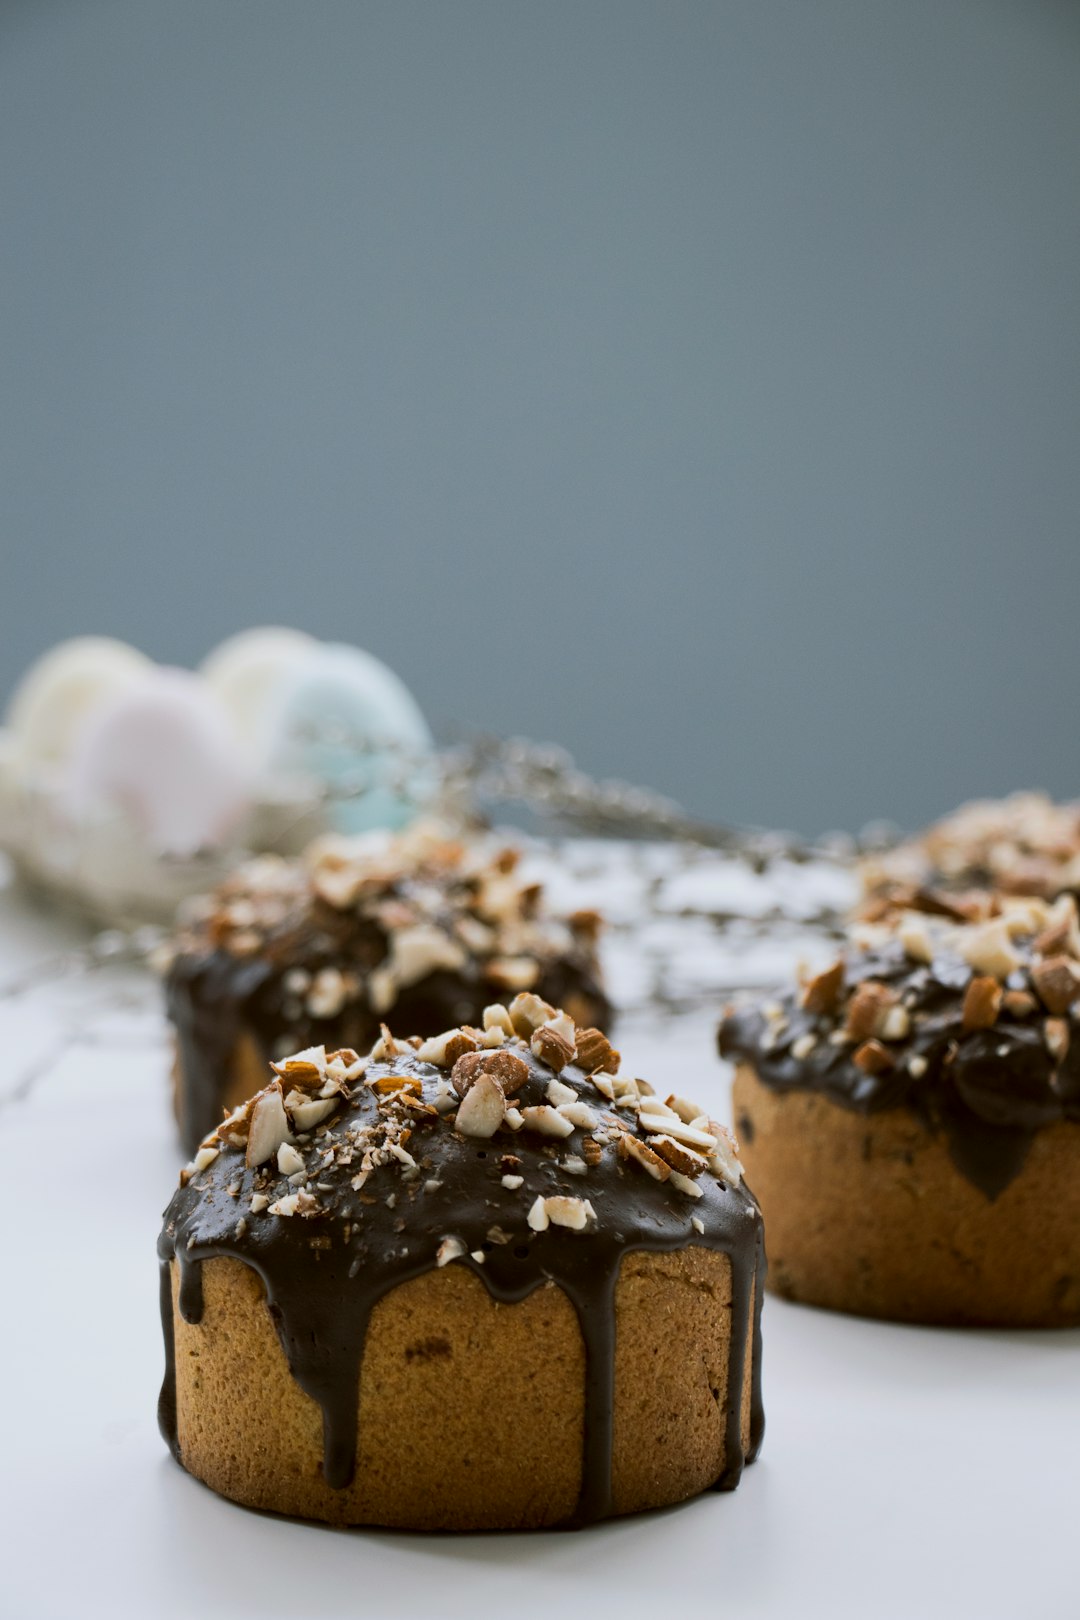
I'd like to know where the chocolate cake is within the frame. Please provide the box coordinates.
[159,995,764,1528]
[720,889,1080,1325]
[164,823,610,1155]
[860,791,1080,911]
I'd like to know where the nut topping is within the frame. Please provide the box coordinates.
[574,1027,621,1074]
[1031,955,1080,1016]
[450,1047,529,1098]
[961,976,1003,1032]
[801,959,844,1014]
[454,1073,507,1139]
[246,1085,291,1168]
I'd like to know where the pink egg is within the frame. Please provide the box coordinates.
[67,668,251,855]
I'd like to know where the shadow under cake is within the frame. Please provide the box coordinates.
[159,997,763,1529]
[720,893,1080,1327]
[165,824,611,1155]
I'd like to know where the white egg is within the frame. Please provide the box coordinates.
[6,636,152,768]
[66,668,251,856]
[199,626,317,750]
[263,642,434,834]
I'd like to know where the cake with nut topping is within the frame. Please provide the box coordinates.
[158,995,764,1529]
[720,891,1080,1325]
[164,822,610,1155]
[860,791,1080,913]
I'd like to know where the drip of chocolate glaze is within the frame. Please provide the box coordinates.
[167,911,611,1156]
[158,1044,764,1526]
[720,937,1080,1200]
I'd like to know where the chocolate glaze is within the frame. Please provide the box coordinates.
[720,935,1080,1200]
[167,901,610,1156]
[158,1042,764,1526]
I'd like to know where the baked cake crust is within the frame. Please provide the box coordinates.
[721,890,1080,1326]
[159,998,764,1528]
[731,1064,1080,1325]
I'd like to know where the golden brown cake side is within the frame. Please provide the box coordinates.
[168,1250,756,1530]
[159,997,764,1529]
[733,1064,1080,1326]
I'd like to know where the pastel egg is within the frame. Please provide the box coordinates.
[199,626,317,752]
[66,668,251,856]
[263,642,434,834]
[6,636,152,769]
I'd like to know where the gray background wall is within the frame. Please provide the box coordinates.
[3,0,1079,838]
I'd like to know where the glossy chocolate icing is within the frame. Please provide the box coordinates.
[720,933,1080,1200]
[158,1035,764,1526]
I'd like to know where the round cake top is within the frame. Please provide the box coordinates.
[159,994,762,1521]
[166,820,604,1024]
[720,889,1080,1198]
[860,791,1080,907]
[166,990,749,1278]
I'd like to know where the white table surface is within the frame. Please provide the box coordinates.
[0,846,1075,1620]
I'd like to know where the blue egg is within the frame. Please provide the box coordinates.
[263,644,435,833]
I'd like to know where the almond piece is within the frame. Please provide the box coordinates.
[664,1094,705,1125]
[436,1236,467,1267]
[669,1169,704,1198]
[852,1039,894,1075]
[801,959,844,1015]
[544,1196,591,1231]
[636,1112,717,1151]
[485,957,541,993]
[545,1076,577,1105]
[245,1085,291,1167]
[369,1024,399,1061]
[616,1133,671,1181]
[843,982,899,1042]
[1045,1017,1071,1063]
[415,1028,479,1068]
[575,1027,621,1075]
[1031,955,1080,1016]
[508,992,556,1036]
[520,1105,575,1138]
[707,1123,744,1186]
[961,975,1003,1032]
[530,1018,576,1071]
[897,912,935,964]
[372,1073,422,1096]
[1003,989,1038,1018]
[957,920,1022,980]
[267,1193,301,1217]
[557,1100,598,1130]
[1033,895,1080,959]
[277,1142,305,1176]
[454,1073,507,1138]
[389,924,467,988]
[648,1134,708,1177]
[526,1195,550,1232]
[451,1047,529,1099]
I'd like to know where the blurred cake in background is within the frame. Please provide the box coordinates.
[860,791,1080,911]
[0,629,436,926]
[164,820,611,1153]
